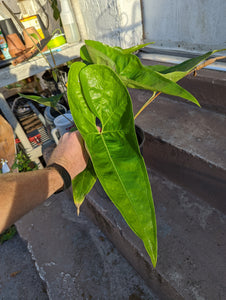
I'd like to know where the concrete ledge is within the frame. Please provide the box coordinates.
[131,91,226,213]
[16,189,158,299]
[84,170,226,300]
[84,182,183,300]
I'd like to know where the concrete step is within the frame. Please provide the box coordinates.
[16,190,159,300]
[140,58,226,115]
[0,232,48,299]
[85,169,226,300]
[130,90,226,213]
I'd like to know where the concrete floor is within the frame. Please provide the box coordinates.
[0,232,48,299]
[2,190,158,300]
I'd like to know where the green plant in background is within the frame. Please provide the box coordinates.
[21,40,226,267]
[0,225,17,245]
[48,0,61,23]
[12,151,38,172]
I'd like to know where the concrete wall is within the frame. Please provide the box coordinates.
[71,0,143,48]
[142,0,226,53]
[2,0,224,53]
[0,0,143,48]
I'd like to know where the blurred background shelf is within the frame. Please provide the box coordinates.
[0,42,82,88]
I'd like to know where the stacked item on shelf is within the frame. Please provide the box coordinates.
[10,95,50,149]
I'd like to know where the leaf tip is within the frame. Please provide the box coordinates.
[74,203,81,216]
[152,256,157,268]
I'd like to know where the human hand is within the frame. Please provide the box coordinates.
[47,131,88,179]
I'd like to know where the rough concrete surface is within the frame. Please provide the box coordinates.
[131,91,226,171]
[0,232,48,299]
[85,169,226,300]
[16,190,158,300]
[131,92,226,212]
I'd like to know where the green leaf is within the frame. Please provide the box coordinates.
[145,64,170,73]
[158,49,226,82]
[50,0,61,21]
[67,62,97,216]
[72,158,97,215]
[80,45,93,64]
[68,62,157,267]
[0,225,17,244]
[84,40,118,71]
[119,55,200,106]
[67,62,97,135]
[84,40,199,106]
[114,42,154,54]
[52,70,58,82]
[18,93,63,107]
[66,60,74,68]
[30,33,40,43]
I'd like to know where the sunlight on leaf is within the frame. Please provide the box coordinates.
[68,62,158,267]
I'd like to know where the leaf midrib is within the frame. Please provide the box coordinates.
[99,132,142,236]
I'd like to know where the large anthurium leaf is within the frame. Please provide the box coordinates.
[18,93,63,107]
[84,40,199,106]
[68,62,157,267]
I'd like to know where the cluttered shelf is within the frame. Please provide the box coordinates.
[0,41,83,88]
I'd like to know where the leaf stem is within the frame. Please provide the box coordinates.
[134,55,226,119]
[189,55,226,75]
[134,92,160,120]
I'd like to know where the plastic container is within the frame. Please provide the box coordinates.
[60,0,80,43]
[44,103,67,135]
[51,113,75,144]
[47,29,66,49]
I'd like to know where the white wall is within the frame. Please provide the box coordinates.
[142,0,226,53]
[1,0,225,52]
[72,0,143,48]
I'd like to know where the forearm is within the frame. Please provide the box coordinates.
[0,131,88,233]
[0,168,63,233]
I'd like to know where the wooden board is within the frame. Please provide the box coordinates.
[0,115,16,170]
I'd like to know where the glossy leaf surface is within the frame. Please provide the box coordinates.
[68,62,157,267]
[84,40,199,106]
[67,61,97,216]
